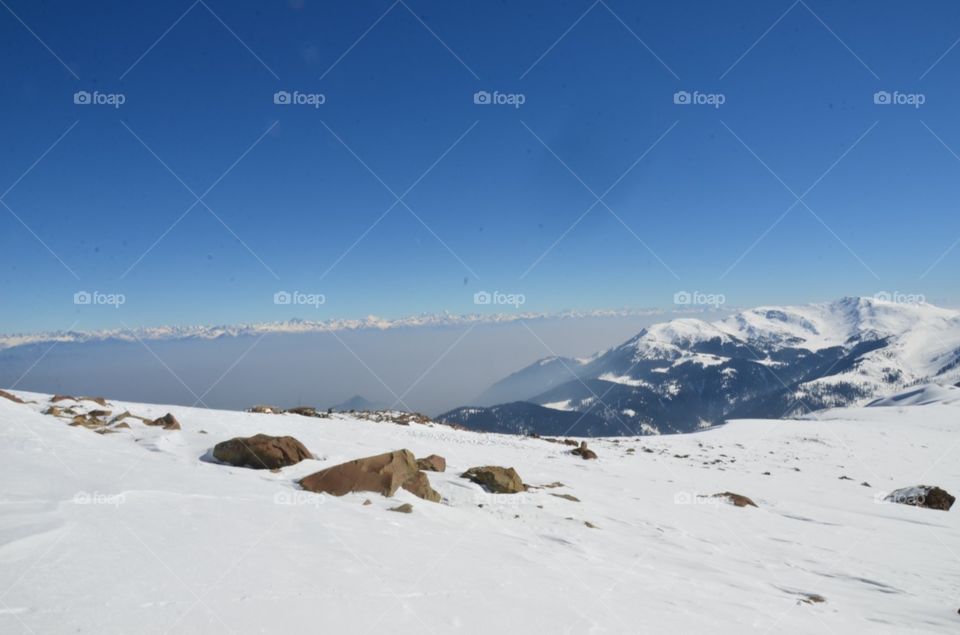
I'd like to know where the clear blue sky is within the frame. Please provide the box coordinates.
[2,0,959,333]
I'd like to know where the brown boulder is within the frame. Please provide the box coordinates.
[415,454,446,472]
[299,449,439,502]
[712,492,757,508]
[571,441,597,460]
[885,486,955,511]
[0,389,25,404]
[148,413,181,430]
[213,434,312,469]
[401,471,441,502]
[389,503,414,513]
[461,466,525,494]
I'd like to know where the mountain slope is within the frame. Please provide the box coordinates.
[1,387,957,633]
[446,297,960,435]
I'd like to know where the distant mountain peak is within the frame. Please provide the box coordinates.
[445,297,960,436]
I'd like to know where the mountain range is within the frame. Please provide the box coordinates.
[439,297,960,436]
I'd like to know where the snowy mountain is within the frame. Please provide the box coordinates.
[0,308,669,352]
[1,386,957,633]
[442,297,960,435]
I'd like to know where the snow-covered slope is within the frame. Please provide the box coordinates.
[1,388,958,633]
[450,298,960,434]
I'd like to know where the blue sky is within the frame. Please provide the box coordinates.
[2,0,960,333]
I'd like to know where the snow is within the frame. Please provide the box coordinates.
[867,384,960,407]
[597,373,650,387]
[541,399,574,411]
[0,308,672,352]
[1,387,958,633]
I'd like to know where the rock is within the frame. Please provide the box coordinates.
[461,466,525,494]
[52,395,108,407]
[248,405,282,414]
[44,406,63,416]
[113,422,131,430]
[109,411,151,425]
[286,406,319,417]
[584,521,597,529]
[299,449,439,502]
[550,493,580,502]
[415,454,446,472]
[362,499,372,506]
[148,413,181,430]
[838,475,853,480]
[0,389,25,404]
[401,471,441,502]
[88,409,112,419]
[563,439,578,446]
[571,441,598,460]
[69,414,104,429]
[799,593,826,605]
[213,434,312,470]
[389,503,413,514]
[712,492,757,508]
[885,486,955,511]
[861,481,871,487]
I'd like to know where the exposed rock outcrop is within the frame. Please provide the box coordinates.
[148,413,181,430]
[571,441,597,460]
[461,466,525,494]
[0,389,25,404]
[885,486,955,511]
[712,492,757,508]
[213,434,313,470]
[299,449,440,502]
